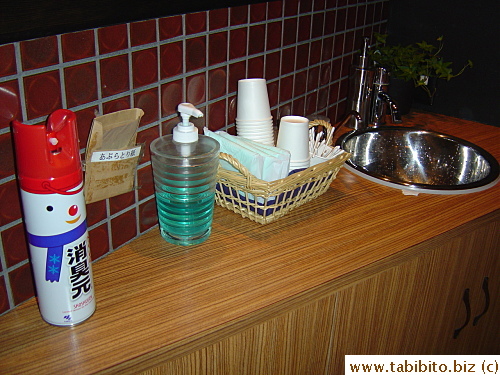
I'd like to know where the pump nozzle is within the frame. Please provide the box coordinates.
[178,103,203,125]
[174,103,203,143]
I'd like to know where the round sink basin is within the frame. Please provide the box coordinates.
[337,127,499,195]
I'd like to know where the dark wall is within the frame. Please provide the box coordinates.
[387,0,500,126]
[0,0,262,44]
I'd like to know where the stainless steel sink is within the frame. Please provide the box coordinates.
[337,127,499,195]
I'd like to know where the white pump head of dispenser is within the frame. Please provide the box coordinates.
[173,103,203,143]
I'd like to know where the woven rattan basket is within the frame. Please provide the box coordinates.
[214,119,350,224]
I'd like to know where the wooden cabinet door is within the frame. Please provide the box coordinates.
[451,216,499,354]
[143,294,337,375]
[327,214,499,374]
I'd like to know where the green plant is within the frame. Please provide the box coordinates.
[369,33,473,98]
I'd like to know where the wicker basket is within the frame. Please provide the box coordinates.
[214,119,350,224]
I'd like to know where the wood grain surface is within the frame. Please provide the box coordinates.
[1,112,498,374]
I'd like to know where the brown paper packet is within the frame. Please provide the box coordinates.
[84,109,144,203]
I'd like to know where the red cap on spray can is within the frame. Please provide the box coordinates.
[12,109,83,195]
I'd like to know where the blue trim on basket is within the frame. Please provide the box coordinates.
[216,168,325,217]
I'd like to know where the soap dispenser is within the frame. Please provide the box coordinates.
[12,109,96,326]
[150,103,220,246]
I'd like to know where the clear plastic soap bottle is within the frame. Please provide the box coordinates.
[150,103,220,246]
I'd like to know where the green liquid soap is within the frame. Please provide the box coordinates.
[156,189,215,246]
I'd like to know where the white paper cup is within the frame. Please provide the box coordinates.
[239,134,274,146]
[238,131,274,140]
[290,156,311,167]
[236,120,274,138]
[237,132,274,139]
[240,133,274,141]
[277,116,310,162]
[236,125,274,134]
[237,78,272,120]
[235,116,273,123]
[236,124,273,131]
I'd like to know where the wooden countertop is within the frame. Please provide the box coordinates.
[1,112,499,374]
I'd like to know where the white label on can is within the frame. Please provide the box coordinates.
[21,186,96,326]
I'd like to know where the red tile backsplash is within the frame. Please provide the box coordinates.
[1,223,28,268]
[111,209,137,249]
[284,0,300,17]
[250,2,267,23]
[0,180,22,227]
[283,18,298,46]
[186,12,207,35]
[137,165,155,201]
[208,32,228,66]
[186,73,206,105]
[208,99,227,130]
[103,96,131,114]
[0,277,8,314]
[20,36,58,71]
[86,200,107,227]
[230,5,249,26]
[248,24,266,55]
[185,36,207,72]
[0,0,389,316]
[9,263,35,306]
[208,68,227,100]
[161,80,183,117]
[159,15,183,40]
[110,191,136,216]
[74,106,99,149]
[248,55,265,78]
[98,24,128,54]
[0,44,16,78]
[0,132,15,180]
[229,28,247,60]
[132,48,159,88]
[89,224,110,261]
[100,54,130,97]
[130,19,157,46]
[23,71,62,119]
[265,51,281,80]
[298,15,312,42]
[139,200,158,233]
[268,0,283,19]
[266,21,282,51]
[134,88,159,125]
[160,41,183,79]
[64,62,98,107]
[62,30,96,62]
[209,8,229,30]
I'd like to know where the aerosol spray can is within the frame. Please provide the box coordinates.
[12,109,96,326]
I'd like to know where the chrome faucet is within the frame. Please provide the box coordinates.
[370,67,402,126]
[346,38,403,130]
[337,110,364,132]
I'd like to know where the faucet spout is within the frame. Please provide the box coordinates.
[334,110,364,137]
[338,110,363,129]
[377,92,402,124]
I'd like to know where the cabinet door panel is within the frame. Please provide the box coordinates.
[454,218,500,353]
[144,294,337,375]
[328,217,499,373]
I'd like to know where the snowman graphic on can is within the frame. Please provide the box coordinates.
[12,109,96,326]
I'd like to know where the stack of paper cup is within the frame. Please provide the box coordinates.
[277,116,311,171]
[235,78,275,146]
